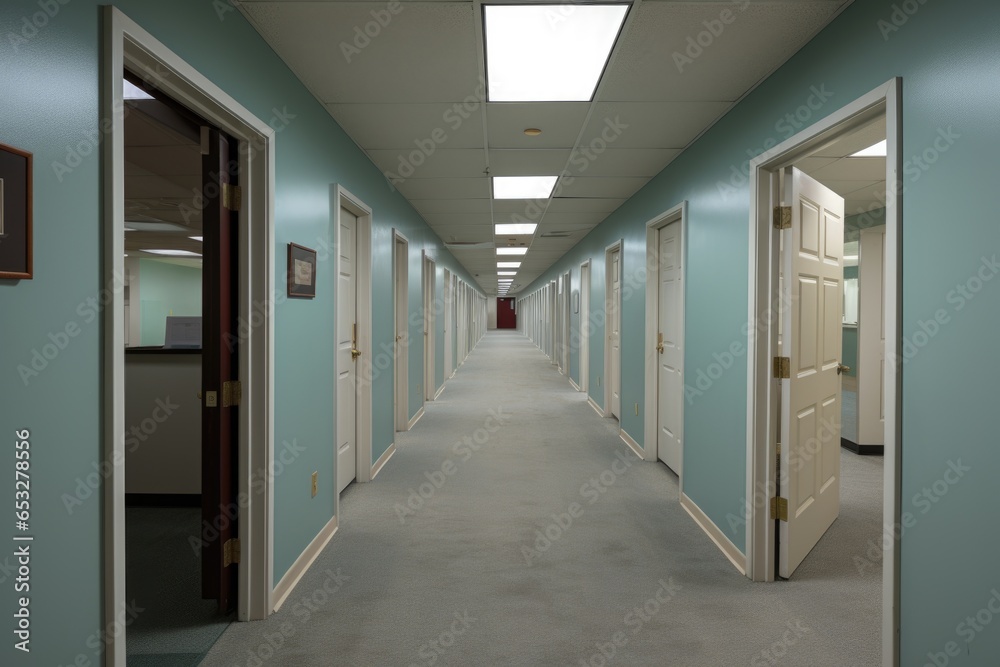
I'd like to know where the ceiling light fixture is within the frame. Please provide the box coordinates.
[497,261,521,268]
[523,128,542,136]
[190,236,203,242]
[493,176,557,200]
[498,271,517,276]
[850,139,887,157]
[484,4,629,102]
[140,249,202,257]
[495,223,537,235]
[123,79,154,100]
[496,247,528,255]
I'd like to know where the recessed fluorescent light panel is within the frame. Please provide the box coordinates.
[141,249,202,257]
[123,79,154,100]
[484,4,629,102]
[493,176,557,200]
[498,271,517,276]
[496,247,528,255]
[495,223,538,235]
[190,236,203,242]
[850,139,887,157]
[498,262,521,268]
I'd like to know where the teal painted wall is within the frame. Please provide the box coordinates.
[0,2,482,664]
[137,259,202,347]
[519,1,1000,662]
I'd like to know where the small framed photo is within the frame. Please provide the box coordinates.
[287,243,317,298]
[0,143,33,280]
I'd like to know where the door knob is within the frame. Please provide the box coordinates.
[656,332,664,354]
[351,348,361,360]
[837,363,851,375]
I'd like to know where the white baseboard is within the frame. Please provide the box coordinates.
[680,492,746,576]
[569,377,581,392]
[272,514,339,612]
[371,443,396,480]
[619,429,644,460]
[408,407,425,430]
[434,384,446,400]
[587,396,605,417]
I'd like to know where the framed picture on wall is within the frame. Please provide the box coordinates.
[0,143,33,280]
[287,242,317,298]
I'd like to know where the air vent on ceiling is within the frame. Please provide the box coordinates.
[539,231,572,238]
[444,241,494,249]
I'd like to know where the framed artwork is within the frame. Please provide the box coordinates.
[287,242,317,298]
[0,143,33,280]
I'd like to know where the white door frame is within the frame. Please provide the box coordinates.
[562,271,571,374]
[644,203,687,466]
[422,252,436,401]
[393,230,409,431]
[103,7,276,664]
[603,240,623,418]
[745,79,901,666]
[333,186,372,486]
[579,260,591,393]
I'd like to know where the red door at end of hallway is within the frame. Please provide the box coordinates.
[497,298,517,329]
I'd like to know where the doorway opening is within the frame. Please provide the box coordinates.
[105,8,275,666]
[423,252,436,402]
[579,260,591,395]
[643,203,686,476]
[746,79,900,665]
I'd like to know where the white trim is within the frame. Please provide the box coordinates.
[333,186,373,487]
[104,10,275,664]
[568,377,581,392]
[434,384,446,400]
[408,406,425,431]
[744,79,900,667]
[619,429,644,460]
[393,230,409,432]
[271,515,339,612]
[579,260,591,394]
[681,493,747,575]
[371,443,396,480]
[423,253,436,402]
[587,396,604,418]
[644,203,687,467]
[603,240,623,418]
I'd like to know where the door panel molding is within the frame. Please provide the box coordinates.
[604,240,623,419]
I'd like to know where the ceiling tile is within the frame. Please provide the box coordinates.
[366,149,487,180]
[241,2,481,103]
[556,177,648,199]
[546,198,626,213]
[412,198,493,214]
[326,104,485,150]
[600,2,843,102]
[810,156,887,182]
[487,103,590,149]
[432,225,495,243]
[396,178,491,200]
[489,149,572,176]
[580,102,732,149]
[420,213,494,227]
[565,148,681,178]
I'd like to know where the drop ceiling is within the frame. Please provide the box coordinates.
[237,0,852,295]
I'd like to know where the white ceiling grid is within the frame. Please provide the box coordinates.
[238,0,850,294]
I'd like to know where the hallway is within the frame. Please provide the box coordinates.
[201,332,880,666]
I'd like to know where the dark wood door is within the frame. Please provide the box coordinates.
[497,298,517,329]
[201,127,240,611]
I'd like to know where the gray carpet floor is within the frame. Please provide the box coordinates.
[199,331,882,666]
[842,389,858,444]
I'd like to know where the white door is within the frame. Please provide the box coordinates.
[610,248,622,419]
[858,227,886,445]
[779,167,845,578]
[337,207,358,493]
[394,236,408,431]
[423,256,435,401]
[657,221,683,473]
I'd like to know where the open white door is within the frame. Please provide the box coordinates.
[778,167,845,578]
[336,206,358,493]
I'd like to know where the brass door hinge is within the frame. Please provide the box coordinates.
[223,380,242,407]
[773,206,791,229]
[770,497,789,522]
[773,356,790,379]
[223,183,243,211]
[223,537,241,567]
